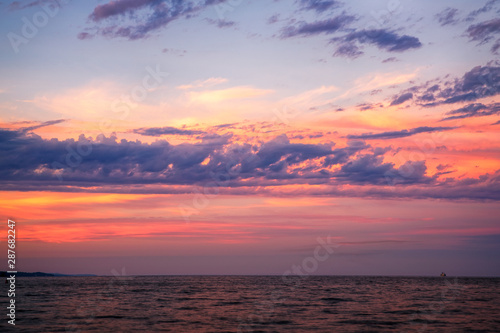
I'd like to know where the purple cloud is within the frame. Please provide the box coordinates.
[206,18,235,28]
[442,102,500,121]
[89,0,156,22]
[2,126,499,200]
[390,92,413,106]
[334,153,432,186]
[435,7,459,26]
[398,65,500,107]
[332,29,422,58]
[346,126,457,140]
[133,126,205,136]
[299,0,340,13]
[466,18,500,54]
[8,0,52,11]
[280,15,356,38]
[80,0,227,40]
[466,0,499,22]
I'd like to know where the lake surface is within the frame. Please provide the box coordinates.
[2,276,499,332]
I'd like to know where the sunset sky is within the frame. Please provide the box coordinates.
[1,0,499,276]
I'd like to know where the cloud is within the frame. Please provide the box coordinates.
[2,125,499,200]
[346,126,457,140]
[466,18,500,42]
[466,0,499,22]
[492,40,500,54]
[188,86,273,103]
[390,92,413,106]
[382,57,398,63]
[177,77,228,90]
[133,126,205,136]
[466,18,500,53]
[0,130,338,189]
[206,18,236,28]
[332,29,422,58]
[402,65,500,106]
[441,102,500,121]
[435,7,459,26]
[278,6,419,59]
[440,65,500,104]
[89,0,154,22]
[8,0,51,11]
[253,134,333,172]
[280,15,355,38]
[80,0,227,40]
[299,0,340,13]
[355,103,383,111]
[334,153,432,186]
[19,119,67,133]
[323,140,369,166]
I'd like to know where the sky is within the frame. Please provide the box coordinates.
[0,0,499,276]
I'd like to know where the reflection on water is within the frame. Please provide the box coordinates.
[3,276,499,332]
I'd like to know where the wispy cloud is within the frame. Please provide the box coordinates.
[177,77,228,90]
[79,0,228,40]
[466,18,500,53]
[133,126,205,136]
[442,102,500,121]
[20,119,67,133]
[435,7,460,26]
[188,86,273,103]
[332,29,422,59]
[346,126,457,140]
[280,15,355,38]
[298,0,340,13]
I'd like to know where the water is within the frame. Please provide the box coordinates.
[2,276,499,332]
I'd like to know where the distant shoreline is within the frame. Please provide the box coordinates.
[2,272,499,278]
[0,271,96,277]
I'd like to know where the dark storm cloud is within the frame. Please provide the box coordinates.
[331,29,422,58]
[79,0,227,40]
[133,126,205,136]
[441,103,500,121]
[346,126,456,140]
[280,15,356,38]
